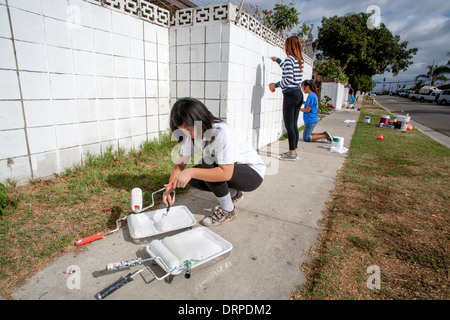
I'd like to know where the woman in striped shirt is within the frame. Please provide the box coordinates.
[269,36,304,161]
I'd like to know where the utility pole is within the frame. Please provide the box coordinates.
[430,59,435,85]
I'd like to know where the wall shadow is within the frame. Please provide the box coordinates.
[251,57,265,151]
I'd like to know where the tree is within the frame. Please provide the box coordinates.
[314,58,349,84]
[295,20,314,45]
[314,13,417,92]
[263,1,299,37]
[353,74,374,93]
[415,63,450,85]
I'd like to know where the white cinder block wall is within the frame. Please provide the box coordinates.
[320,82,346,110]
[1,1,313,184]
[0,0,171,184]
[170,3,313,151]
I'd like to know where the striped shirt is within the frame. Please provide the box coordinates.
[275,55,303,93]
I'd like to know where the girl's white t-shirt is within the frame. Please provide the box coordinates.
[179,121,266,179]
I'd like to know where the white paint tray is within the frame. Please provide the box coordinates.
[127,205,197,243]
[146,227,233,277]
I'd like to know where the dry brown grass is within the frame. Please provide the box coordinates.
[292,106,449,300]
[0,136,178,299]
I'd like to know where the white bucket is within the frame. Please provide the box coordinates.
[364,116,370,124]
[331,136,344,149]
[397,115,410,131]
[396,115,410,123]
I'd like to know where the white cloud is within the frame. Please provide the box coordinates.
[240,0,450,89]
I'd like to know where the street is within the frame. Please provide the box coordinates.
[375,95,450,137]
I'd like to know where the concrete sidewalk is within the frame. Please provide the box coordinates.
[12,108,361,300]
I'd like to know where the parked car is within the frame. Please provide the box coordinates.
[437,90,450,105]
[409,87,442,102]
[402,90,415,98]
[401,90,410,97]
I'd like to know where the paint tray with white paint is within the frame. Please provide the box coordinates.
[146,226,233,279]
[127,205,197,243]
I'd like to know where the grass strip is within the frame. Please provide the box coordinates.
[292,105,449,300]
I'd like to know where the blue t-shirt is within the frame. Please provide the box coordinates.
[349,96,355,105]
[303,92,318,124]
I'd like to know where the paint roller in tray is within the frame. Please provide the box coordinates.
[75,183,174,246]
[96,237,202,299]
[103,238,202,275]
[150,237,203,279]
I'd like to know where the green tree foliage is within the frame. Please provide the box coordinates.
[314,59,349,84]
[353,74,374,93]
[314,13,417,92]
[295,21,314,45]
[264,1,299,36]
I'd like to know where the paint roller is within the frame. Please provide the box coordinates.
[96,267,146,300]
[150,238,202,279]
[96,241,180,300]
[161,237,202,279]
[148,239,182,270]
[75,184,173,246]
[105,238,200,273]
[106,257,155,272]
[96,238,202,299]
[103,238,188,273]
[131,183,174,213]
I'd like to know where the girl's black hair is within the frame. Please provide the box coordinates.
[301,79,318,95]
[170,97,221,135]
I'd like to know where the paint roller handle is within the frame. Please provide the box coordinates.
[74,232,104,246]
[163,182,175,206]
[166,192,175,211]
[96,273,134,300]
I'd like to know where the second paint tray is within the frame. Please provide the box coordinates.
[127,205,197,243]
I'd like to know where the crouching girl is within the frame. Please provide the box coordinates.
[163,98,266,227]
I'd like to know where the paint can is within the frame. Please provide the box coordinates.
[364,116,370,124]
[269,83,275,92]
[396,115,410,131]
[331,136,344,150]
[379,115,390,126]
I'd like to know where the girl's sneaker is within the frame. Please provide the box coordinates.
[200,206,236,227]
[232,190,244,204]
[279,152,297,161]
[324,131,332,142]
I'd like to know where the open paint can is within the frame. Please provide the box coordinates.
[379,115,390,125]
[331,136,344,149]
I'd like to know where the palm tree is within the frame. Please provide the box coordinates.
[415,62,450,85]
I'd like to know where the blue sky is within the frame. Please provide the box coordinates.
[194,0,450,90]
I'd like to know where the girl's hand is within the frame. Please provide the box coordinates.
[271,56,277,62]
[269,83,276,92]
[163,189,175,206]
[172,169,192,189]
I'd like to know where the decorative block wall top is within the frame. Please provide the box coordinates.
[88,1,312,65]
[91,0,170,27]
[170,3,230,26]
[170,2,313,66]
